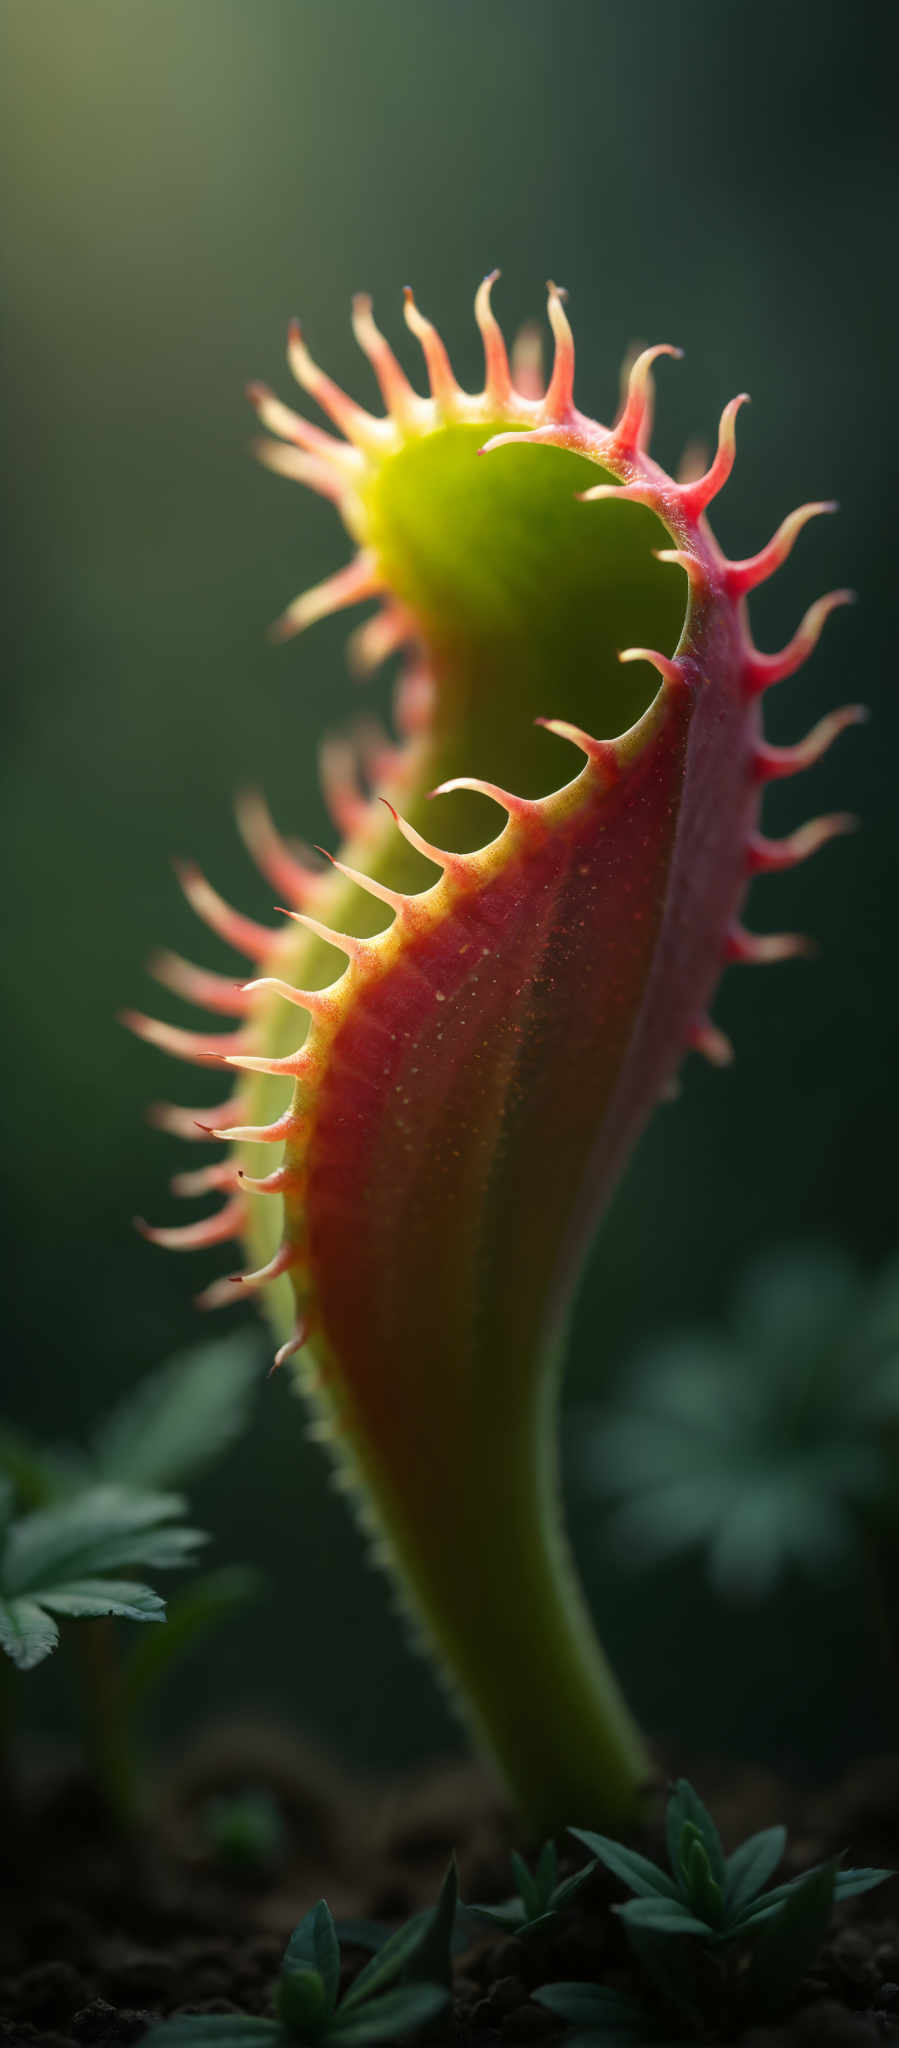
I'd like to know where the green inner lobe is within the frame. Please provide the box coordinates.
[363,422,685,841]
[245,421,685,1303]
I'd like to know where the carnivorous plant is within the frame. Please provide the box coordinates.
[127,280,859,1829]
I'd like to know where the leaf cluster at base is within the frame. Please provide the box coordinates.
[142,1859,456,2046]
[529,1777,892,2041]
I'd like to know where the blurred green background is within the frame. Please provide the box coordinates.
[3,0,896,1780]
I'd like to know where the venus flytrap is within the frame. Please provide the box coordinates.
[129,279,860,1830]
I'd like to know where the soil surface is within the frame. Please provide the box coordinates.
[3,1724,899,2047]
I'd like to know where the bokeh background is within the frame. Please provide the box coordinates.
[4,0,896,1782]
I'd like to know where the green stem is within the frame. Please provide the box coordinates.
[75,1619,141,1830]
[331,1332,653,1835]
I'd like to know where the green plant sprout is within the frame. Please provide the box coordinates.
[535,1779,892,2039]
[464,1836,600,1937]
[578,1248,899,1596]
[143,1861,456,2047]
[129,280,860,1829]
[0,1331,262,1818]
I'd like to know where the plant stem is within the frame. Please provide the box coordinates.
[75,1620,141,1830]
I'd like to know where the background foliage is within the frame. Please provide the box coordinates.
[3,0,895,1775]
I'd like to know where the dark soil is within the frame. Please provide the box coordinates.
[3,1724,899,2048]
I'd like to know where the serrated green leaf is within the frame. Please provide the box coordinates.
[570,1828,679,1901]
[141,2020,280,2046]
[36,1577,166,1623]
[748,1859,836,2014]
[3,1485,204,1594]
[330,1981,447,2045]
[665,1782,725,1891]
[0,1595,58,1669]
[92,1332,262,1490]
[724,1826,786,1913]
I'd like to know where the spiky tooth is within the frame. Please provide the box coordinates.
[286,319,394,451]
[279,908,374,964]
[609,343,683,455]
[251,437,347,503]
[237,1163,302,1196]
[474,271,512,408]
[430,774,537,823]
[222,1046,312,1078]
[403,288,460,411]
[511,319,545,401]
[149,951,251,1016]
[195,1274,245,1311]
[174,860,283,961]
[724,502,837,598]
[319,733,371,836]
[235,789,325,907]
[652,547,708,591]
[228,1241,301,1290]
[688,1016,734,1067]
[746,813,857,873]
[148,1098,245,1141]
[316,847,417,920]
[273,1316,312,1372]
[351,293,422,423]
[239,974,336,1018]
[743,590,855,695]
[754,704,867,782]
[542,283,576,419]
[617,647,687,689]
[534,715,617,780]
[394,662,436,737]
[244,381,362,471]
[121,1012,247,1065]
[726,926,814,965]
[135,1196,246,1251]
[676,393,749,518]
[347,602,413,676]
[269,550,381,646]
[378,795,467,884]
[579,478,659,509]
[171,1160,238,1198]
[202,1108,300,1144]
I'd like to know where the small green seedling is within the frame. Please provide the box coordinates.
[0,1335,263,1821]
[143,1864,456,2046]
[202,1787,289,1878]
[465,1837,599,1937]
[0,1480,205,1671]
[578,1249,899,1597]
[537,1778,893,2036]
